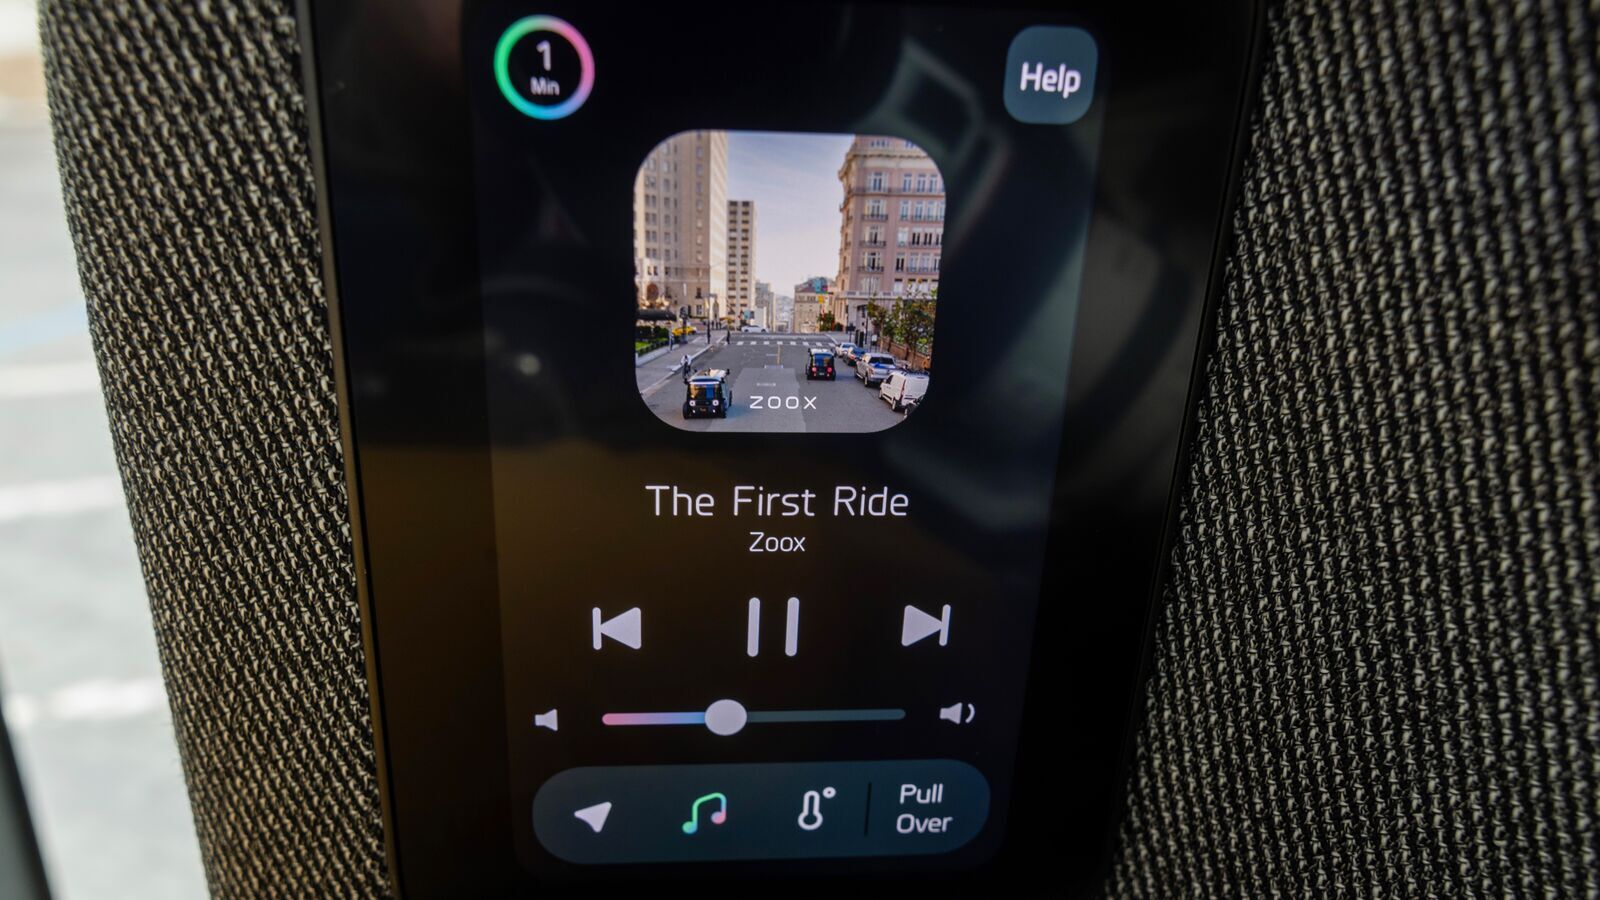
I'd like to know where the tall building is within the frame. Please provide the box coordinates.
[633,131,729,318]
[753,281,773,331]
[726,200,756,325]
[833,136,945,336]
[774,294,795,333]
[793,297,821,334]
[793,276,831,334]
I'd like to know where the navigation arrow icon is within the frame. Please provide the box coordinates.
[573,801,612,834]
[592,607,642,650]
[901,604,951,647]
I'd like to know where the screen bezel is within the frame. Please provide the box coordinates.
[298,0,1265,895]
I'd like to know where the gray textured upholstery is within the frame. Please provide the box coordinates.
[37,0,1599,897]
[1109,2,1600,895]
[39,2,386,897]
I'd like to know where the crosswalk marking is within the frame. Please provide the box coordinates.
[0,360,102,397]
[0,476,125,523]
[2,677,169,730]
[726,337,840,348]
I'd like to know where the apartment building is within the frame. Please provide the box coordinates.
[633,131,729,318]
[726,199,756,325]
[832,136,944,334]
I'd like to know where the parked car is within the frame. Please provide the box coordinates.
[741,324,768,333]
[835,341,858,362]
[856,352,896,386]
[672,325,699,337]
[879,370,929,412]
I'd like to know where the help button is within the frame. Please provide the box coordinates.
[1004,25,1099,125]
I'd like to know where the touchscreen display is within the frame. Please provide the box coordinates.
[464,1,1105,877]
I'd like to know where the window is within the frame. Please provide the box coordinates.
[899,200,910,218]
[894,254,906,272]
[916,174,927,192]
[914,201,926,220]
[897,227,909,246]
[902,173,913,192]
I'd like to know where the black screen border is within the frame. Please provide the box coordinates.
[298,0,1265,895]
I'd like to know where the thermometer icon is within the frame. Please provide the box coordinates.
[796,787,836,831]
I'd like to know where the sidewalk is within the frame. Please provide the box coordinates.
[635,331,729,395]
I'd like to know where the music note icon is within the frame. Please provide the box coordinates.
[681,791,728,835]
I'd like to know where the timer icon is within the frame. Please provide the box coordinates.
[493,15,595,120]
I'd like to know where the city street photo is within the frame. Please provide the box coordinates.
[633,130,943,433]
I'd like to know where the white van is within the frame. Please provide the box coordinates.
[879,371,929,412]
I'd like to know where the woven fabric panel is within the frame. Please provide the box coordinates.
[39,2,389,897]
[1110,1,1600,897]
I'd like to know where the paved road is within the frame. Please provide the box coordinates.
[0,106,207,900]
[640,335,904,433]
